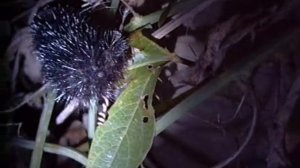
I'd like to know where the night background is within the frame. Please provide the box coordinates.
[1,0,300,168]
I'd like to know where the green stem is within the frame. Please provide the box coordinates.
[110,0,120,14]
[30,91,56,168]
[13,138,88,166]
[88,98,98,138]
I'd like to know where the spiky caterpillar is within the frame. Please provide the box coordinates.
[30,2,130,125]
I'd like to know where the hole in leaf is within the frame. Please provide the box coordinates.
[142,95,149,110]
[143,117,148,123]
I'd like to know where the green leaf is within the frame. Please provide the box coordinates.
[87,66,160,168]
[87,31,171,168]
[124,0,202,32]
[128,31,179,70]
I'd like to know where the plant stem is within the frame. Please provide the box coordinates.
[30,91,56,168]
[110,0,120,14]
[88,98,98,138]
[13,138,88,166]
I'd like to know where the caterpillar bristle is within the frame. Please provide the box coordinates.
[30,1,130,125]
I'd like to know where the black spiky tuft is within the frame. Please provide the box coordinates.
[30,2,130,107]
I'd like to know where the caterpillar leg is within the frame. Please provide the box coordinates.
[97,96,110,126]
[56,99,79,124]
[97,109,107,126]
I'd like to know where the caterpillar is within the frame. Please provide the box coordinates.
[30,1,130,125]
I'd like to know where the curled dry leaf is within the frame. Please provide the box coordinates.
[176,5,282,85]
[123,0,145,7]
[5,28,42,88]
[58,120,89,165]
[169,35,204,98]
[59,120,88,147]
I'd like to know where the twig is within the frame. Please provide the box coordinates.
[120,0,138,17]
[151,0,219,39]
[212,85,257,168]
[220,93,247,124]
[0,122,22,136]
[119,8,130,31]
[186,112,226,135]
[0,84,48,113]
[11,49,21,93]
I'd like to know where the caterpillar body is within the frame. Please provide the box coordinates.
[30,1,130,125]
